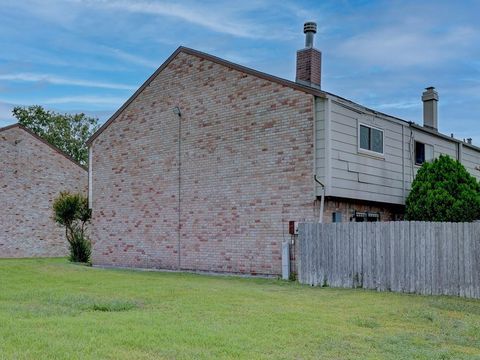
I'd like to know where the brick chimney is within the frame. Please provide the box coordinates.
[296,21,322,89]
[422,87,439,131]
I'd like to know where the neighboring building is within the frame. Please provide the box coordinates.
[0,124,87,258]
[87,22,480,275]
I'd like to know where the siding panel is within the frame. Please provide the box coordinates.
[321,97,480,205]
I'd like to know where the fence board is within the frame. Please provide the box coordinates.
[440,222,447,295]
[425,222,432,295]
[390,222,397,292]
[462,223,469,297]
[354,223,361,287]
[400,221,406,292]
[297,221,480,299]
[458,223,464,297]
[475,223,479,298]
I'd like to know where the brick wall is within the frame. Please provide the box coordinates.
[90,51,317,275]
[321,197,404,223]
[296,48,322,88]
[0,126,87,258]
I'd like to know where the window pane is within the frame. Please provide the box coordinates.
[415,142,425,164]
[360,125,370,150]
[371,128,383,153]
[425,144,434,162]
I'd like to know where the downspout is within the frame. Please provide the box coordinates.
[314,175,325,223]
[173,106,182,270]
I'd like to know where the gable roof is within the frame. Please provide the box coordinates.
[86,46,328,146]
[0,123,87,170]
[86,46,480,153]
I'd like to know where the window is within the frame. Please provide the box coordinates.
[359,124,383,154]
[352,211,380,222]
[415,141,434,165]
[332,212,342,223]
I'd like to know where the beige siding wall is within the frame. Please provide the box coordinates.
[463,145,480,181]
[314,97,326,194]
[0,126,87,258]
[409,128,459,181]
[316,95,480,205]
[325,99,409,204]
[90,51,317,275]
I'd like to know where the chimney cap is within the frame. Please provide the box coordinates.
[304,22,317,34]
[422,86,439,102]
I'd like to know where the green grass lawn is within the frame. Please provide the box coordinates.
[0,258,479,359]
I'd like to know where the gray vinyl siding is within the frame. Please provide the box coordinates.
[314,97,326,196]
[462,145,480,181]
[315,94,480,205]
[327,98,408,204]
[409,128,459,180]
[410,129,458,159]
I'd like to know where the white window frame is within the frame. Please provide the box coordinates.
[358,122,385,157]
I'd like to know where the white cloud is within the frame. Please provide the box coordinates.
[337,25,476,68]
[372,100,419,110]
[101,46,158,68]
[43,95,126,106]
[0,73,136,90]
[74,0,293,39]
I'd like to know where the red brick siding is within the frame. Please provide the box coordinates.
[321,197,404,223]
[0,127,87,258]
[296,48,321,88]
[90,52,317,275]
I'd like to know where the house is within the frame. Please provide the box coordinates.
[315,85,480,223]
[0,124,87,258]
[87,22,480,275]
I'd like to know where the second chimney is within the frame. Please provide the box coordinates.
[422,87,439,131]
[296,22,322,89]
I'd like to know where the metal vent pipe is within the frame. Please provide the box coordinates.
[304,21,317,48]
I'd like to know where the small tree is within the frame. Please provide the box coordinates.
[53,192,92,263]
[405,155,480,222]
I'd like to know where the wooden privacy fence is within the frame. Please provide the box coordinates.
[297,222,480,299]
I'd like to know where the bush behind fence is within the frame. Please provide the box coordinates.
[298,222,480,299]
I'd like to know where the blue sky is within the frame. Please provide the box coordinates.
[1,0,479,143]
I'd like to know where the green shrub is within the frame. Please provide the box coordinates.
[53,192,92,263]
[68,228,91,263]
[405,155,480,222]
